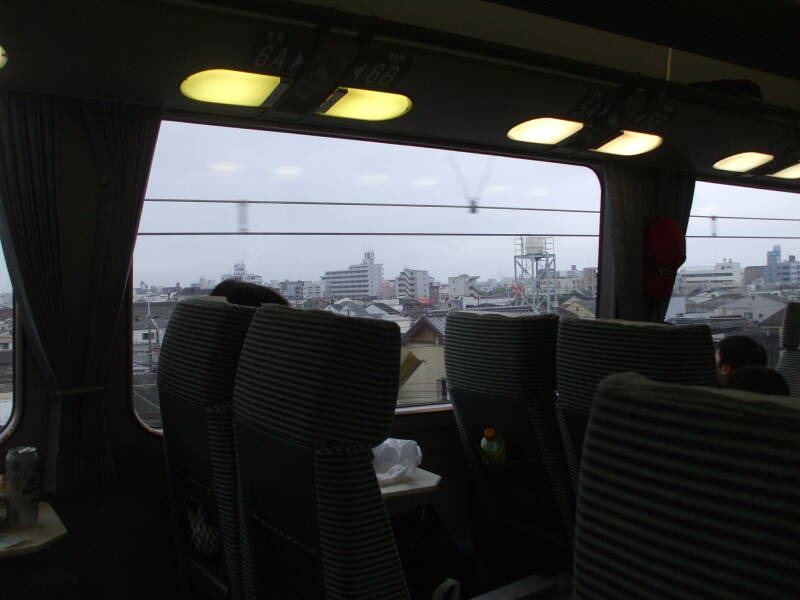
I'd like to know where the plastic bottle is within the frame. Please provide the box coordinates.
[480,427,507,465]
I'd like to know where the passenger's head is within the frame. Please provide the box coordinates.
[725,366,790,396]
[210,280,288,307]
[715,335,768,385]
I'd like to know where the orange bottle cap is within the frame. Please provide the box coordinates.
[483,427,495,440]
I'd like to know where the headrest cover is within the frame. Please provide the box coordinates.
[445,311,558,396]
[234,305,401,447]
[158,296,257,406]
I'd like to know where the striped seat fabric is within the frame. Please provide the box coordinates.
[445,311,573,576]
[557,318,715,492]
[234,305,409,600]
[776,302,800,397]
[158,296,257,600]
[575,372,800,599]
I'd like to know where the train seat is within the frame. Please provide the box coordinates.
[776,301,800,396]
[556,318,716,496]
[233,305,409,599]
[157,296,258,599]
[575,372,800,599]
[445,311,573,581]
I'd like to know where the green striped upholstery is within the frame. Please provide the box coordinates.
[446,312,558,397]
[776,302,800,397]
[158,296,257,600]
[557,318,715,492]
[445,311,574,568]
[575,372,800,599]
[234,305,408,600]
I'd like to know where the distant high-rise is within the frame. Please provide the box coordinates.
[676,258,742,293]
[220,260,264,285]
[766,245,784,284]
[397,268,431,299]
[448,274,478,299]
[321,252,383,299]
[302,281,322,300]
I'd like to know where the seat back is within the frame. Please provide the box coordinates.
[234,305,408,600]
[776,301,800,396]
[158,296,257,599]
[445,312,574,555]
[574,372,800,599]
[556,318,715,491]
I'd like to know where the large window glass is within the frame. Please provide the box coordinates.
[670,182,800,367]
[133,122,600,428]
[0,247,13,431]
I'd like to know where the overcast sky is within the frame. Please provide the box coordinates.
[0,120,797,293]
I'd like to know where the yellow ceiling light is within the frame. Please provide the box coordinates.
[769,162,800,179]
[712,152,774,172]
[592,130,663,156]
[507,118,584,144]
[180,69,281,107]
[316,88,412,121]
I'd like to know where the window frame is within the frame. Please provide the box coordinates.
[129,121,605,430]
[0,300,21,444]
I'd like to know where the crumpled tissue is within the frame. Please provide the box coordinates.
[372,438,422,485]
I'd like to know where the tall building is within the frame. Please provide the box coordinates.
[676,259,742,293]
[321,251,384,299]
[767,245,782,282]
[220,260,264,285]
[278,280,305,301]
[448,274,478,299]
[397,268,431,299]
[582,267,598,294]
[302,281,322,300]
[764,245,800,285]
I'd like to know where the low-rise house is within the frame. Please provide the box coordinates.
[560,298,596,319]
[714,293,788,324]
[400,314,448,406]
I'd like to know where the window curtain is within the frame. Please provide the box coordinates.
[0,92,161,495]
[599,163,695,322]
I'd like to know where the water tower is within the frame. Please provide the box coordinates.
[513,236,558,313]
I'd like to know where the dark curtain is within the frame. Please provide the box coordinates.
[0,92,161,495]
[600,163,695,322]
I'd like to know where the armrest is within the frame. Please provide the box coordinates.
[469,574,558,599]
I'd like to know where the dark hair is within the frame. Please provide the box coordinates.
[725,366,790,396]
[210,280,288,307]
[717,335,768,371]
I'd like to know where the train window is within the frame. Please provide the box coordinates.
[670,181,800,367]
[0,245,13,433]
[132,121,600,429]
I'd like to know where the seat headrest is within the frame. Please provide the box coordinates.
[234,305,401,447]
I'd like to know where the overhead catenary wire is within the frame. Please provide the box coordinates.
[137,231,800,239]
[144,198,800,222]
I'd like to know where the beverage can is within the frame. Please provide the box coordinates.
[6,446,39,528]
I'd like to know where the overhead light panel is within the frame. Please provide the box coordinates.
[507,118,583,144]
[316,88,412,121]
[769,162,800,179]
[0,46,6,69]
[180,69,281,107]
[592,130,663,156]
[712,152,774,172]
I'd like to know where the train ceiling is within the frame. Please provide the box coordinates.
[0,0,799,191]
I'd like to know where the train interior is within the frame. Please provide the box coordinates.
[0,1,799,598]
